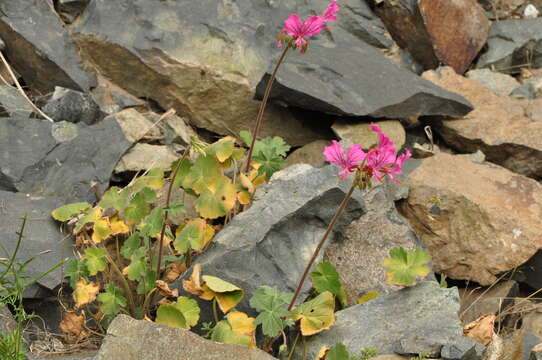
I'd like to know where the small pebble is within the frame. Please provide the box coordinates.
[524,4,539,18]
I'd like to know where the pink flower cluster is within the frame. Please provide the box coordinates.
[278,0,340,53]
[323,124,412,184]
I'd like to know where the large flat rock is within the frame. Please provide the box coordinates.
[398,153,542,285]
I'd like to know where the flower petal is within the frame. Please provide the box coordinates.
[322,0,340,22]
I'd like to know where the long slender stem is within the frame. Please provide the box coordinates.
[287,183,357,311]
[244,43,291,173]
[155,147,190,279]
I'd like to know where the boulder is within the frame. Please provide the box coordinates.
[293,281,476,359]
[0,116,133,203]
[324,181,425,304]
[376,0,489,74]
[94,314,276,360]
[114,144,178,173]
[0,190,71,292]
[286,140,330,168]
[181,164,366,314]
[398,153,542,286]
[477,19,542,72]
[43,87,103,125]
[423,67,542,180]
[331,120,406,150]
[0,0,95,93]
[465,69,520,96]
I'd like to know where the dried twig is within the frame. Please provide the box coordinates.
[0,50,55,122]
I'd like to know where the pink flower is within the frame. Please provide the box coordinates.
[278,0,340,53]
[362,124,411,182]
[323,140,366,180]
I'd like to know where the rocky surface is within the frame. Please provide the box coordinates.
[0,85,33,118]
[114,144,178,173]
[181,164,366,313]
[0,190,70,293]
[0,0,95,93]
[325,181,425,304]
[0,116,132,203]
[293,281,476,359]
[94,315,276,360]
[459,280,519,323]
[477,18,542,72]
[465,69,520,96]
[423,67,542,180]
[43,87,103,125]
[332,120,406,150]
[0,305,16,334]
[285,140,330,168]
[398,153,542,286]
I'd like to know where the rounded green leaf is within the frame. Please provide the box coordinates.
[382,247,431,287]
[51,202,91,222]
[195,177,237,219]
[156,296,200,329]
[182,155,222,194]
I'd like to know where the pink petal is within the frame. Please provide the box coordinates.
[302,15,325,37]
[284,14,304,36]
[322,0,340,22]
[346,144,366,166]
[323,140,345,165]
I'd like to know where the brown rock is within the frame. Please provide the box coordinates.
[419,0,490,74]
[398,153,542,285]
[112,109,160,143]
[91,74,144,115]
[332,120,406,150]
[95,315,276,360]
[423,67,542,180]
[286,140,330,168]
[0,305,16,334]
[459,280,519,323]
[114,144,178,173]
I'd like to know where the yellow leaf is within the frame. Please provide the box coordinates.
[239,173,255,194]
[110,216,129,235]
[91,217,112,243]
[316,346,329,360]
[357,291,380,304]
[226,311,256,348]
[464,314,496,345]
[183,264,204,296]
[237,190,252,205]
[60,311,89,343]
[73,279,100,309]
[291,291,335,336]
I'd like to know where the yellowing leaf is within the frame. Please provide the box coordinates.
[382,247,431,287]
[75,207,103,233]
[183,264,204,296]
[110,216,129,235]
[316,346,329,360]
[174,219,215,254]
[290,291,335,336]
[211,312,256,348]
[195,177,237,219]
[357,291,380,305]
[51,202,91,222]
[131,169,164,192]
[155,296,200,329]
[237,190,252,205]
[206,136,236,163]
[73,279,100,309]
[464,314,496,345]
[182,156,222,194]
[91,218,112,243]
[203,275,244,313]
[239,173,255,194]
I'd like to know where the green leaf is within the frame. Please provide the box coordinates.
[130,169,164,193]
[182,155,222,194]
[290,291,335,336]
[138,187,157,203]
[123,247,147,281]
[195,177,237,219]
[253,148,286,179]
[357,291,380,305]
[250,286,293,337]
[121,233,142,259]
[382,247,431,287]
[165,202,186,216]
[139,206,164,237]
[65,259,89,288]
[51,202,91,222]
[98,187,128,212]
[211,312,256,348]
[98,284,127,316]
[239,130,252,147]
[124,192,149,224]
[136,268,157,295]
[203,275,244,313]
[326,343,351,360]
[83,247,107,276]
[171,158,193,189]
[311,261,347,308]
[74,207,103,233]
[255,136,290,157]
[155,296,200,329]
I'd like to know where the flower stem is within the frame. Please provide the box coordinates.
[244,42,291,173]
[287,182,357,311]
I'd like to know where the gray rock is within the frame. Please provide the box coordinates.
[56,0,90,24]
[95,314,276,360]
[182,164,366,314]
[465,69,520,96]
[0,190,71,292]
[293,281,475,359]
[114,143,178,173]
[324,180,428,305]
[513,249,542,291]
[257,33,473,118]
[43,87,103,125]
[510,83,537,99]
[477,19,542,72]
[90,74,144,115]
[0,116,132,203]
[0,85,33,118]
[29,351,97,360]
[0,305,16,334]
[0,0,95,93]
